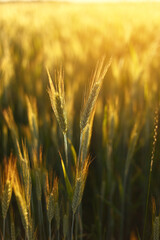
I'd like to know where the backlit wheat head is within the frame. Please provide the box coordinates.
[2,155,16,220]
[80,57,112,132]
[47,68,67,134]
[72,157,90,214]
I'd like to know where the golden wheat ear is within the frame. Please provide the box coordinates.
[3,108,19,154]
[78,57,112,165]
[47,67,69,166]
[13,171,30,239]
[2,155,16,223]
[26,95,39,147]
[47,68,67,134]
[80,57,112,133]
[72,157,90,215]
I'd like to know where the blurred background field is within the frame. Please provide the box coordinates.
[0,2,160,239]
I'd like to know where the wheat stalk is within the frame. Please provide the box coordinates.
[143,109,159,240]
[10,207,16,240]
[63,214,69,240]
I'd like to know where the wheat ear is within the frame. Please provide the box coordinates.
[47,68,67,133]
[71,158,90,240]
[13,172,30,239]
[47,68,68,166]
[2,180,12,240]
[2,156,15,240]
[153,216,159,240]
[26,96,39,150]
[80,57,111,132]
[2,180,12,221]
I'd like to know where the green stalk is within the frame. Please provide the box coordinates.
[78,134,83,166]
[120,176,127,240]
[49,221,51,240]
[64,133,68,167]
[3,218,5,240]
[71,213,75,240]
[78,206,83,240]
[58,229,60,240]
[75,212,78,240]
[143,110,158,240]
[142,164,152,240]
[38,200,46,240]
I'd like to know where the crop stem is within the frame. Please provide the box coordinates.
[49,221,51,240]
[64,133,68,167]
[3,218,5,240]
[71,213,75,240]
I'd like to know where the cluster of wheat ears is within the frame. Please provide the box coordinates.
[0,57,111,240]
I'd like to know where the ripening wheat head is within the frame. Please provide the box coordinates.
[47,68,67,134]
[13,171,29,234]
[1,155,16,220]
[46,175,59,225]
[26,95,39,141]
[16,140,32,209]
[3,107,19,140]
[80,57,112,132]
[72,157,90,214]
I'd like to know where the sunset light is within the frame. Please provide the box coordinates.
[0,0,160,239]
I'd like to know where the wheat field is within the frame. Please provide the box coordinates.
[0,2,160,240]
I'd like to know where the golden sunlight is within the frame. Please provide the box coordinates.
[0,1,160,240]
